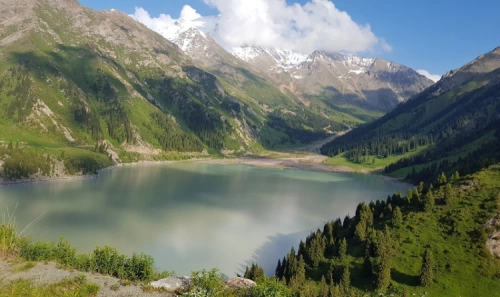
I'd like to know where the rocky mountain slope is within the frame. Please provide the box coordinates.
[321,47,500,183]
[0,0,354,180]
[232,47,434,113]
[150,20,434,125]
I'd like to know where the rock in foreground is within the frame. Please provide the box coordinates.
[226,277,257,289]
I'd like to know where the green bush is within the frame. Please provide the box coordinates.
[190,268,226,295]
[249,278,292,297]
[18,237,158,281]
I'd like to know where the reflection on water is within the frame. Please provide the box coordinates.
[0,163,409,276]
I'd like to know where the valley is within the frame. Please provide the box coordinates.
[0,0,499,297]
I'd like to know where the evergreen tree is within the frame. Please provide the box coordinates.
[423,190,435,212]
[406,189,413,204]
[354,219,367,242]
[244,263,265,281]
[339,266,351,294]
[318,276,329,297]
[419,248,434,287]
[444,183,456,205]
[338,238,347,262]
[392,206,403,228]
[275,259,282,277]
[437,172,447,185]
[376,226,396,291]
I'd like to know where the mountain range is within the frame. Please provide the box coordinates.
[3,0,497,182]
[0,0,436,175]
[157,20,435,121]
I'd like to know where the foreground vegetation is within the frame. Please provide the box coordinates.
[0,276,100,297]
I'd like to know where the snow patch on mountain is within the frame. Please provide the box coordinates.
[157,18,206,42]
[231,46,309,70]
[263,48,309,69]
[231,47,264,62]
[172,27,207,52]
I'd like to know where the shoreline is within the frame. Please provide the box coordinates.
[0,155,412,187]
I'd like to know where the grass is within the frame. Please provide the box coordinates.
[324,146,428,173]
[0,276,100,297]
[13,261,36,272]
[295,164,500,296]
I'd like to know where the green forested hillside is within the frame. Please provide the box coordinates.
[0,0,347,180]
[321,47,500,184]
[261,165,500,296]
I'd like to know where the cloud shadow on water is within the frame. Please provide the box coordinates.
[238,230,311,277]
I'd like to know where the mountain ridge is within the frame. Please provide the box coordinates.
[321,46,500,184]
[144,19,434,121]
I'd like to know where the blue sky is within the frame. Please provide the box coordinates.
[78,0,500,76]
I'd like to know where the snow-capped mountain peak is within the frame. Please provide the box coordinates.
[231,46,267,63]
[157,19,206,41]
[263,48,309,69]
[172,27,208,53]
[231,46,309,70]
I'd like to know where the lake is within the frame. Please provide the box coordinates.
[0,162,409,277]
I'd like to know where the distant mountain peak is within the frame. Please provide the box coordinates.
[157,19,206,42]
[231,46,309,70]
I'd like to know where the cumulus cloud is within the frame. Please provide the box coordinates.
[417,70,441,82]
[130,0,390,54]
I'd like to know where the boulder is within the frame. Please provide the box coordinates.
[226,277,257,289]
[150,276,191,291]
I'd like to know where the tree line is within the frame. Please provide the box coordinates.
[242,176,479,296]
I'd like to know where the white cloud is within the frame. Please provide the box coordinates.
[417,70,441,82]
[130,0,390,54]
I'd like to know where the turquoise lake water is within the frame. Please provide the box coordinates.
[0,162,409,276]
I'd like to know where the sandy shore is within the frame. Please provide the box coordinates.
[0,154,410,187]
[195,155,357,172]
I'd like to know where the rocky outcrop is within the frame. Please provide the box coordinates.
[485,214,500,258]
[225,277,257,290]
[150,276,192,292]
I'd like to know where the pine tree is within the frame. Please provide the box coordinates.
[392,206,403,227]
[338,238,347,262]
[437,172,447,185]
[275,259,282,278]
[417,181,425,194]
[319,276,329,297]
[376,226,396,291]
[406,189,413,204]
[340,266,351,294]
[423,190,435,212]
[244,263,265,281]
[354,218,367,242]
[419,248,434,287]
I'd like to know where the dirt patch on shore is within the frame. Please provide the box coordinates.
[0,259,172,297]
[198,155,358,173]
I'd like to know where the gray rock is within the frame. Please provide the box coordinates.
[226,277,257,289]
[150,276,191,291]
